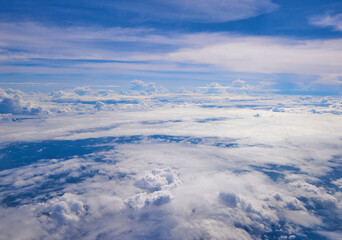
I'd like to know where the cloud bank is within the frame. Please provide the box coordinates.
[0,88,341,239]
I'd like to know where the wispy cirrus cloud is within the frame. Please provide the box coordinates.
[0,0,278,25]
[1,22,342,90]
[310,13,342,31]
[110,0,278,23]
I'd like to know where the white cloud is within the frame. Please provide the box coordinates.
[112,0,277,23]
[198,80,258,95]
[333,179,342,189]
[316,73,342,85]
[126,190,173,208]
[1,22,342,87]
[129,79,168,95]
[0,88,42,115]
[199,82,228,95]
[40,193,85,226]
[135,168,180,192]
[0,90,341,239]
[166,36,342,83]
[310,13,342,31]
[317,230,342,240]
[284,210,321,227]
[232,79,247,88]
[0,205,48,240]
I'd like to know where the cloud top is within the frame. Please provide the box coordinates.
[0,88,42,115]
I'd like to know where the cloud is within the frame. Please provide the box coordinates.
[129,79,168,95]
[0,89,342,239]
[126,190,173,208]
[126,168,180,208]
[200,82,227,94]
[332,179,342,189]
[50,87,99,99]
[198,80,262,95]
[0,22,225,62]
[0,88,42,115]
[316,74,342,85]
[232,79,247,88]
[0,205,48,240]
[166,36,342,83]
[134,168,180,192]
[1,22,342,92]
[317,230,342,240]
[41,193,85,227]
[113,0,278,23]
[283,210,321,227]
[2,22,342,90]
[310,13,342,31]
[93,101,106,111]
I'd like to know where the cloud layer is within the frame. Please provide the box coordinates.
[0,87,341,239]
[1,22,342,90]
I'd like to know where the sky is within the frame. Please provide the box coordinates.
[1,2,342,239]
[0,0,342,94]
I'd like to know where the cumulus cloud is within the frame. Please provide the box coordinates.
[198,79,258,95]
[135,168,180,192]
[129,79,168,95]
[200,82,227,95]
[126,190,173,208]
[126,168,180,208]
[0,88,42,115]
[41,193,85,226]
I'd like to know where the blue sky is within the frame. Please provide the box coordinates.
[1,0,342,94]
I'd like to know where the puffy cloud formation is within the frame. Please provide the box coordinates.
[0,88,342,239]
[41,193,85,226]
[126,190,173,208]
[126,168,180,208]
[135,168,180,192]
[199,80,257,95]
[0,88,42,115]
[201,82,227,95]
[129,79,168,95]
